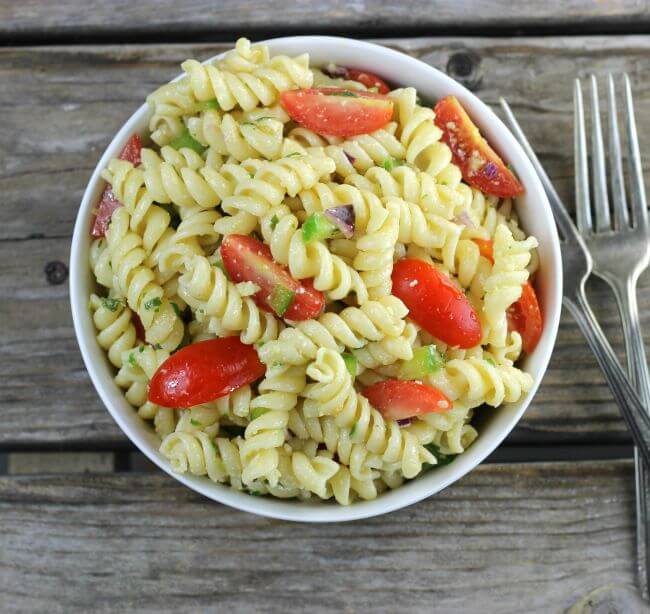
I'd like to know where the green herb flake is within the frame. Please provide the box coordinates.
[342,353,358,377]
[169,127,206,155]
[350,422,358,438]
[250,407,271,421]
[285,152,303,158]
[248,490,262,496]
[329,90,358,98]
[484,356,496,366]
[139,345,145,353]
[128,352,137,367]
[424,443,455,468]
[248,172,255,179]
[144,297,162,312]
[153,343,163,350]
[190,418,201,427]
[171,302,182,318]
[100,297,123,312]
[270,214,279,230]
[199,99,220,111]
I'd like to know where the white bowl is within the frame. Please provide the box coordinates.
[70,36,562,522]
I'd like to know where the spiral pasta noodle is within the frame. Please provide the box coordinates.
[105,206,184,351]
[258,295,408,366]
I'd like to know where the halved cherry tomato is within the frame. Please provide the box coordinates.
[346,68,390,94]
[280,87,393,138]
[91,133,143,237]
[220,234,325,321]
[148,337,265,408]
[434,96,523,198]
[392,258,481,348]
[507,281,543,354]
[472,238,494,264]
[363,379,452,421]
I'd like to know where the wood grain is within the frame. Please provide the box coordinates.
[3,37,650,446]
[0,461,639,613]
[1,1,649,43]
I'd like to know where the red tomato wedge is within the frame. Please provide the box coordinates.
[118,133,143,166]
[434,96,523,198]
[472,238,494,264]
[507,281,543,354]
[345,69,390,94]
[392,258,481,349]
[280,87,393,137]
[363,380,452,421]
[148,338,265,408]
[220,234,325,320]
[91,133,143,237]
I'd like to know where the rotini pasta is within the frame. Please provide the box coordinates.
[89,37,540,506]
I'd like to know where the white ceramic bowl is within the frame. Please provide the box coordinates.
[70,36,562,522]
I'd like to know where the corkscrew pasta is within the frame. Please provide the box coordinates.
[89,37,541,506]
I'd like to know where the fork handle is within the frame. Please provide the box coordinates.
[610,275,650,599]
[563,284,650,466]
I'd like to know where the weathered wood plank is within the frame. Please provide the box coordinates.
[0,461,640,613]
[7,452,114,474]
[1,1,649,43]
[3,37,650,446]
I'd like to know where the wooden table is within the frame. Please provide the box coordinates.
[2,3,650,612]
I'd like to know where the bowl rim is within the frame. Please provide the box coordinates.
[70,35,563,523]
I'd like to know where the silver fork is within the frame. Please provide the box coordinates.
[498,101,650,465]
[574,74,650,598]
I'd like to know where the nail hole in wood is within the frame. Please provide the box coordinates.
[446,51,482,91]
[45,260,68,285]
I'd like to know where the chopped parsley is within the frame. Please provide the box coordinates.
[350,422,358,438]
[285,152,303,158]
[128,352,137,367]
[250,407,271,421]
[139,346,144,353]
[248,172,255,179]
[248,490,262,496]
[484,356,496,366]
[190,418,201,427]
[100,297,123,312]
[270,214,279,230]
[144,297,162,312]
[382,157,405,172]
[329,90,358,98]
[171,302,182,318]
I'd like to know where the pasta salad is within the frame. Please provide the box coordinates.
[88,38,542,504]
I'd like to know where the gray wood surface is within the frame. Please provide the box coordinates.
[0,460,640,613]
[1,0,649,43]
[2,36,650,447]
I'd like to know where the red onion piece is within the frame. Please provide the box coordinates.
[321,63,349,79]
[344,151,356,164]
[483,161,498,180]
[454,210,475,229]
[324,205,355,238]
[397,418,412,427]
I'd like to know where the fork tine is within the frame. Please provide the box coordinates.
[574,79,592,234]
[500,97,577,243]
[624,73,648,230]
[589,75,612,232]
[607,74,629,230]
